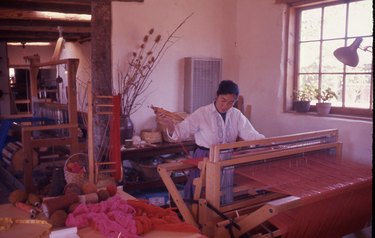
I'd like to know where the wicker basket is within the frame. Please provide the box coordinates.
[64,153,88,186]
[141,129,163,144]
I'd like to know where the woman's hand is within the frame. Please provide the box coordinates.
[157,111,175,130]
[152,106,176,135]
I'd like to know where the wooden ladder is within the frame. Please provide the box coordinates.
[93,94,123,183]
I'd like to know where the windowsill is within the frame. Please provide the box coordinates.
[285,111,373,122]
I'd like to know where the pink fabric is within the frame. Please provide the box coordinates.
[66,195,139,238]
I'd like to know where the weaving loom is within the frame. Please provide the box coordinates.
[158,129,372,238]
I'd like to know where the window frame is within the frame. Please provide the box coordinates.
[284,0,373,119]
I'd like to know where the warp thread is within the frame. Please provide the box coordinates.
[42,193,79,218]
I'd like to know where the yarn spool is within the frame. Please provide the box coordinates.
[42,193,79,218]
[1,141,38,171]
[14,202,37,219]
[78,193,99,204]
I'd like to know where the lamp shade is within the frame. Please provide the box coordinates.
[333,37,363,67]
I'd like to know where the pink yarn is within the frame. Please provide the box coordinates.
[66,195,139,238]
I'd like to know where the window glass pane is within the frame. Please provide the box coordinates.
[293,1,372,117]
[298,74,318,102]
[348,0,373,37]
[298,74,318,89]
[299,42,320,73]
[323,4,346,39]
[346,37,373,73]
[300,8,321,41]
[322,40,344,73]
[345,74,371,108]
[321,74,343,107]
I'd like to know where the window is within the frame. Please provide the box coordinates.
[292,0,373,118]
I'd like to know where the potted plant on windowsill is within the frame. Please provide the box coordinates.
[314,87,337,115]
[293,84,315,113]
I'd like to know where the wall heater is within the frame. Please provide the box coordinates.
[184,57,222,113]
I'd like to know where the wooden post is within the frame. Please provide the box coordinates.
[91,0,113,159]
[66,59,80,154]
[87,80,95,183]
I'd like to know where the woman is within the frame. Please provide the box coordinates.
[156,80,265,200]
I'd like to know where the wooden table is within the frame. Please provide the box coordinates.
[0,189,205,238]
[121,140,197,161]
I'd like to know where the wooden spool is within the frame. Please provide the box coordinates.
[1,141,38,172]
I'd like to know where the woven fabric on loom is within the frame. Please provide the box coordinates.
[235,153,371,197]
[235,153,372,238]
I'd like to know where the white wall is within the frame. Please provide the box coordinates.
[6,0,370,165]
[60,41,91,112]
[112,0,238,132]
[7,45,55,66]
[112,0,372,165]
[235,0,372,165]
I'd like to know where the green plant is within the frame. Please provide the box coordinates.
[315,87,337,102]
[293,84,315,101]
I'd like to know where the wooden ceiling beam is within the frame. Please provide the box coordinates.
[0,19,90,28]
[0,0,91,42]
[0,31,90,42]
[0,0,91,14]
[0,9,91,22]
[0,25,91,34]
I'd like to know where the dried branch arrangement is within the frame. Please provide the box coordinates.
[118,13,194,116]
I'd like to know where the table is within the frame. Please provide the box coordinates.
[121,141,196,192]
[121,140,197,161]
[0,189,205,238]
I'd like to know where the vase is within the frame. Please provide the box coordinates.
[293,101,311,113]
[120,115,134,144]
[316,102,332,116]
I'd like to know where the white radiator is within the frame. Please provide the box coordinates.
[184,57,222,113]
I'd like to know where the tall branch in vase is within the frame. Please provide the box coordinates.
[118,13,194,117]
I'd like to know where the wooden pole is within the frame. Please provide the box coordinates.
[87,80,94,184]
[91,0,113,159]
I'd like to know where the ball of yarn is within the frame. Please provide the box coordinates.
[9,189,28,204]
[82,182,97,194]
[49,210,68,227]
[28,193,41,207]
[64,183,82,195]
[106,184,117,197]
[68,202,80,213]
[97,189,110,202]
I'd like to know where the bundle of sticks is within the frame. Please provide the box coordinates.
[151,105,188,123]
[150,105,189,142]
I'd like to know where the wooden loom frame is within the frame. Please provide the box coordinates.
[21,57,80,193]
[158,129,372,237]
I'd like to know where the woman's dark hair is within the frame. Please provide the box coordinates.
[216,80,239,96]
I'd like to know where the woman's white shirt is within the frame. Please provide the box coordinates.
[168,103,265,147]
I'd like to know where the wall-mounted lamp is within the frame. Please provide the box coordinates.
[333,37,373,67]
